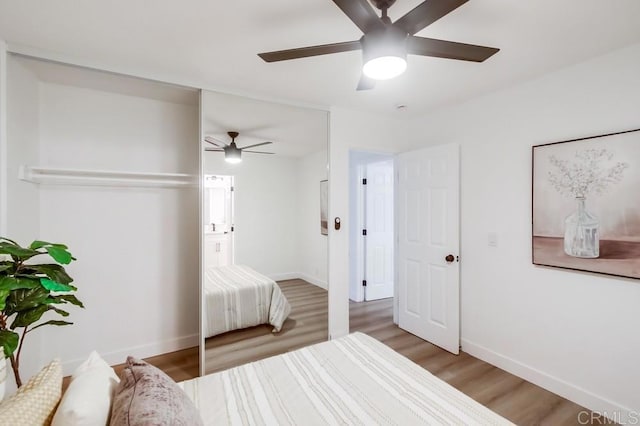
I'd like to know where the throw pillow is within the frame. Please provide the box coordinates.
[51,351,120,426]
[0,358,63,426]
[110,357,202,426]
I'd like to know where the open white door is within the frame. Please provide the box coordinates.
[396,144,460,354]
[364,159,394,301]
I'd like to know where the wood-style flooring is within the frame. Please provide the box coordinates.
[68,283,614,425]
[204,279,328,374]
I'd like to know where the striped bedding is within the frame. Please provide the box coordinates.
[204,265,291,338]
[180,332,513,425]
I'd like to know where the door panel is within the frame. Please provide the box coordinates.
[364,160,394,301]
[397,144,460,354]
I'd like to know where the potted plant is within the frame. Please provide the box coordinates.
[0,237,84,389]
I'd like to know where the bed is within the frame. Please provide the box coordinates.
[181,332,513,425]
[204,265,292,338]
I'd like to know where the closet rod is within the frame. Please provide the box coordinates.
[19,165,198,188]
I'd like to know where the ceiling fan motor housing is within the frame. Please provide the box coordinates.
[361,25,408,67]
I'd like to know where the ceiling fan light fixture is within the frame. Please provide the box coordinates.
[361,27,408,81]
[224,146,242,164]
[363,55,406,80]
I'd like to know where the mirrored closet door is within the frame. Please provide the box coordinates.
[200,90,329,375]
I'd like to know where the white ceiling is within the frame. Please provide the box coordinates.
[1,1,640,117]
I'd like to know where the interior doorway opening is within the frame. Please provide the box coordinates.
[349,151,395,303]
[204,174,234,268]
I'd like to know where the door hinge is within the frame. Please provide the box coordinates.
[230,186,235,192]
[231,226,235,232]
[362,229,367,236]
[362,280,367,287]
[362,178,367,185]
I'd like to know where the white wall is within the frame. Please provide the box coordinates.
[0,41,7,235]
[407,42,640,419]
[5,59,200,384]
[204,154,300,279]
[296,150,328,288]
[328,107,410,338]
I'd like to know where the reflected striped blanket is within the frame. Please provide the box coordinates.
[204,265,291,338]
[181,332,513,425]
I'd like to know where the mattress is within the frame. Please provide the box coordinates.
[181,332,513,425]
[204,265,291,338]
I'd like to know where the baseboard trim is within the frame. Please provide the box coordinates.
[61,333,200,375]
[269,272,327,290]
[298,273,327,290]
[461,338,635,423]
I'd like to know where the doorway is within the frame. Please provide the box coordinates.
[349,151,395,303]
[203,175,234,268]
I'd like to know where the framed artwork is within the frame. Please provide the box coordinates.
[320,180,328,235]
[532,128,640,279]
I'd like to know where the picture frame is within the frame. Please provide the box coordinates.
[320,180,328,235]
[532,128,640,279]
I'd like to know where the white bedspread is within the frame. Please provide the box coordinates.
[181,332,514,425]
[204,265,291,338]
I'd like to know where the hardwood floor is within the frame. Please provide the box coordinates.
[66,284,614,425]
[204,279,328,374]
[350,298,610,426]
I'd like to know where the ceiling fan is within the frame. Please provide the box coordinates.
[204,131,275,164]
[258,0,499,90]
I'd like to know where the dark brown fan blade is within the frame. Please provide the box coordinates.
[244,151,275,154]
[394,0,468,35]
[204,136,227,147]
[356,74,376,91]
[408,36,499,62]
[239,141,273,150]
[204,148,224,152]
[332,0,385,34]
[259,40,361,63]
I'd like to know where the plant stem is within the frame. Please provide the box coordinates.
[9,354,21,388]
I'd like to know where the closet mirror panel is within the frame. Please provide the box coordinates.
[201,90,329,375]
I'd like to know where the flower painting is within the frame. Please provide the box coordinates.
[532,128,640,279]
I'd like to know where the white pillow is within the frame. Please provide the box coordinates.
[52,351,120,426]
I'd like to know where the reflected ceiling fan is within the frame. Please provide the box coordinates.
[258,0,499,90]
[204,131,274,164]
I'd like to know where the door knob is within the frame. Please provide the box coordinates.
[445,254,455,263]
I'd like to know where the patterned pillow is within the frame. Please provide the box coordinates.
[0,359,63,426]
[109,357,203,426]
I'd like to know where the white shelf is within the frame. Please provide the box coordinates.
[19,165,198,188]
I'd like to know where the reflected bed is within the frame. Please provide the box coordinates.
[181,332,512,425]
[204,265,291,338]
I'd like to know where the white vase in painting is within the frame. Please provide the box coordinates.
[564,197,600,258]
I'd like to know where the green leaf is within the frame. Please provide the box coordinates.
[0,330,19,358]
[51,307,69,317]
[29,240,68,250]
[0,244,40,261]
[46,294,84,308]
[0,289,9,311]
[45,246,73,265]
[29,320,73,332]
[0,276,41,292]
[21,264,73,284]
[11,305,49,328]
[4,287,50,315]
[0,262,13,273]
[0,237,19,246]
[40,278,76,292]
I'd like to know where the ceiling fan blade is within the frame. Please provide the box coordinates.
[332,0,385,34]
[204,136,227,147]
[204,148,224,152]
[356,74,376,91]
[408,36,499,62]
[394,0,468,35]
[258,40,361,63]
[244,151,275,154]
[239,141,273,150]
